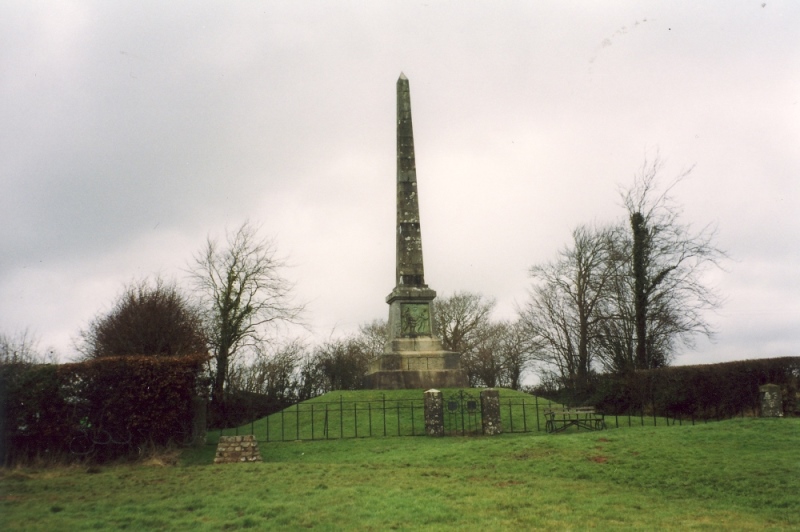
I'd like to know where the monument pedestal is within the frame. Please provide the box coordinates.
[365,287,468,390]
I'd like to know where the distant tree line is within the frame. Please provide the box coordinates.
[3,155,726,427]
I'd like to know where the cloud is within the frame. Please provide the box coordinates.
[1,1,798,365]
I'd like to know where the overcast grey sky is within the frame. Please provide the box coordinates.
[2,1,798,367]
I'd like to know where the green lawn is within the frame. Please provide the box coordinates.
[2,392,798,530]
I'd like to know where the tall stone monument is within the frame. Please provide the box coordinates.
[365,73,469,390]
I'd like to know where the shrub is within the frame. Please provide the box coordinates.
[77,277,207,359]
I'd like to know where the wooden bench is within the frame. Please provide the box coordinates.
[544,407,606,434]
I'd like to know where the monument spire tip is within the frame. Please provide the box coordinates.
[398,72,407,80]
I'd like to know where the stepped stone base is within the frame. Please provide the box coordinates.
[365,350,468,390]
[214,435,262,464]
[364,368,468,390]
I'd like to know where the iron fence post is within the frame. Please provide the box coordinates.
[460,390,466,436]
[522,398,527,432]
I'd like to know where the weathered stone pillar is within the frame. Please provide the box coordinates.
[480,389,502,435]
[759,384,783,417]
[424,389,444,436]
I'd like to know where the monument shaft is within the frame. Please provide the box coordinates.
[396,73,425,288]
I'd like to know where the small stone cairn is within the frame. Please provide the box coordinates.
[214,435,263,464]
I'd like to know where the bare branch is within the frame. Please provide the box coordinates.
[613,157,726,370]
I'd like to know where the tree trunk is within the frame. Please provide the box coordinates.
[577,314,590,392]
[213,342,229,407]
[631,212,649,370]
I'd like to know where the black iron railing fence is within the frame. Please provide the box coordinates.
[208,392,759,444]
[212,396,427,442]
[501,395,755,433]
[443,389,483,436]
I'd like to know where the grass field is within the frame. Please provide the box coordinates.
[2,390,798,530]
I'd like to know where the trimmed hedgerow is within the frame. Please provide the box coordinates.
[1,353,208,464]
[0,363,73,465]
[593,356,799,419]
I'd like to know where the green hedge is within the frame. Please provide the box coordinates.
[1,354,208,465]
[592,357,799,419]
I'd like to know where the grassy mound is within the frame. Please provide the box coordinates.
[209,388,553,444]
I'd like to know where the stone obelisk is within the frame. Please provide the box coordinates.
[365,73,468,390]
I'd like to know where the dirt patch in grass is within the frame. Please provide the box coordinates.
[495,480,525,487]
[513,449,555,460]
[589,455,608,464]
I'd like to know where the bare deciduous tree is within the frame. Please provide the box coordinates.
[355,319,388,361]
[434,292,496,356]
[519,225,613,392]
[189,221,303,406]
[498,319,532,390]
[227,339,306,403]
[595,225,638,373]
[522,157,725,387]
[1,329,53,365]
[433,292,533,387]
[468,320,506,388]
[618,156,725,370]
[434,291,496,386]
[310,336,372,392]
